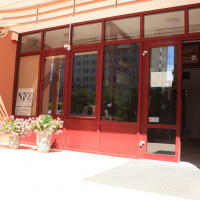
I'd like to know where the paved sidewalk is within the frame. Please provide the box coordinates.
[0,145,199,200]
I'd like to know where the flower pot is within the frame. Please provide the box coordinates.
[37,132,52,153]
[9,135,21,149]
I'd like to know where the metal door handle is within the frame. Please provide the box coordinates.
[139,141,145,147]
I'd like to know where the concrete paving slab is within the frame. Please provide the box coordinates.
[86,160,200,200]
[0,145,199,200]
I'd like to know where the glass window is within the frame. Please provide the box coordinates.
[189,7,200,33]
[105,16,140,42]
[101,43,139,122]
[144,11,185,38]
[43,28,70,49]
[15,55,40,116]
[148,46,178,125]
[72,22,102,46]
[182,44,199,64]
[147,128,176,156]
[20,33,41,53]
[71,51,97,116]
[41,55,65,115]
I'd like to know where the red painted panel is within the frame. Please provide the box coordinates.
[20,129,66,148]
[20,131,36,145]
[100,124,139,157]
[66,119,99,151]
[51,128,66,149]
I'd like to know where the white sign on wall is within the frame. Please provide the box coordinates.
[15,88,34,116]
[149,117,159,123]
[151,72,173,87]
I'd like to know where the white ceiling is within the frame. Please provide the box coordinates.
[0,0,56,10]
[0,0,199,33]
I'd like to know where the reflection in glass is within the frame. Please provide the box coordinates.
[101,43,139,122]
[144,10,184,38]
[189,7,200,33]
[105,16,140,42]
[72,22,102,46]
[71,51,97,116]
[148,46,177,125]
[20,33,41,53]
[147,128,176,155]
[43,28,70,49]
[42,55,65,115]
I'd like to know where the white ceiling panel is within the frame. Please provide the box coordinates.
[0,0,198,33]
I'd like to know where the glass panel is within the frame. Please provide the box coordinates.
[20,33,41,53]
[15,55,40,116]
[147,128,176,155]
[72,22,102,46]
[101,43,139,122]
[189,7,200,33]
[105,16,140,42]
[41,55,65,115]
[148,46,178,125]
[43,28,70,49]
[71,51,97,116]
[144,11,184,38]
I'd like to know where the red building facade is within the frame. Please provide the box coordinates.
[6,2,200,162]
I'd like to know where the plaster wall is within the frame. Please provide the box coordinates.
[0,31,17,117]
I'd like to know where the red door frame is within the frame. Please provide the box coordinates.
[38,50,70,119]
[140,39,182,162]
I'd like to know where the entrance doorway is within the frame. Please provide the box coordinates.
[181,41,200,168]
[140,40,182,162]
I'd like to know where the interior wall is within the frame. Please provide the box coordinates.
[182,68,200,140]
[0,31,17,117]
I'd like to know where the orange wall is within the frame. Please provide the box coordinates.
[0,31,17,116]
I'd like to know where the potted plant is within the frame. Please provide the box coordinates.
[29,115,63,153]
[0,115,30,149]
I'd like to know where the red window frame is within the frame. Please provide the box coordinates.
[67,45,102,120]
[38,50,70,119]
[13,53,41,118]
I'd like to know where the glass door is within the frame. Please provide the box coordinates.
[39,51,70,118]
[140,40,182,162]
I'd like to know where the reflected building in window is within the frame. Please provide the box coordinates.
[101,43,140,122]
[42,55,65,115]
[71,51,97,116]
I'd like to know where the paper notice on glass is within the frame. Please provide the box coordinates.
[149,117,159,123]
[191,55,197,61]
[15,88,34,116]
[151,72,173,87]
[16,88,34,107]
[15,107,32,116]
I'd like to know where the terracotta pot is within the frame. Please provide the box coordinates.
[37,132,52,153]
[9,135,21,149]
